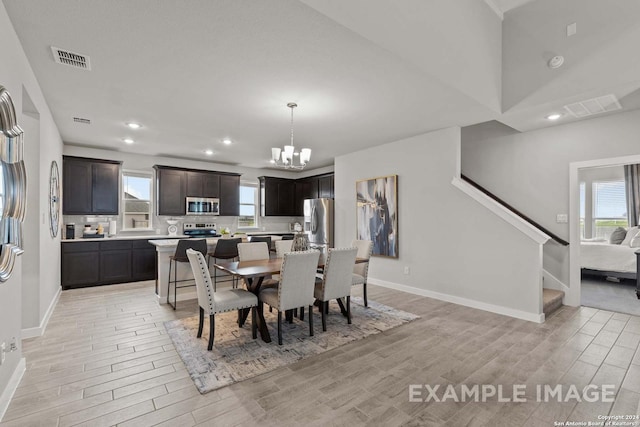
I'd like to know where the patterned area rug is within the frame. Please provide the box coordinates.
[164,297,419,394]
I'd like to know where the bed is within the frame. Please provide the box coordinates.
[581,241,640,298]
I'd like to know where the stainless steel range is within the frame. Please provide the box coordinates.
[182,222,221,237]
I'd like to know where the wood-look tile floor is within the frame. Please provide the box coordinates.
[2,281,640,426]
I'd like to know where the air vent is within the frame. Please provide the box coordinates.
[73,117,91,124]
[564,94,621,118]
[51,46,91,70]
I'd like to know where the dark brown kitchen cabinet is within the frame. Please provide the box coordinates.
[259,176,296,216]
[219,174,240,216]
[318,175,334,198]
[156,167,187,216]
[63,156,121,215]
[61,242,100,288]
[186,171,220,198]
[62,239,159,289]
[132,240,157,281]
[155,166,239,216]
[98,241,132,284]
[292,173,334,216]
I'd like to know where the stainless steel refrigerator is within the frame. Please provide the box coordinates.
[303,198,334,252]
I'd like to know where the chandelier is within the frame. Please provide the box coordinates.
[271,102,311,169]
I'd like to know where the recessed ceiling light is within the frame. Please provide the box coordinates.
[123,138,135,144]
[126,122,142,129]
[205,149,214,156]
[546,113,562,121]
[222,139,232,145]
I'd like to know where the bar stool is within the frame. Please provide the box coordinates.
[167,239,208,310]
[207,237,241,291]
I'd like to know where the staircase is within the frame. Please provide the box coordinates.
[543,289,564,317]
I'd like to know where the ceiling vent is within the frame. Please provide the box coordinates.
[564,94,621,118]
[51,46,91,70]
[73,117,91,124]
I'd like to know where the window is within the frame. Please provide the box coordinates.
[592,180,627,239]
[122,171,153,230]
[238,183,258,228]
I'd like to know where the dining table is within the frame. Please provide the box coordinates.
[213,255,369,343]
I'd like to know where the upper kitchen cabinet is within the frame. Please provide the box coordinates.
[259,176,296,216]
[155,166,187,216]
[293,173,334,215]
[318,174,334,198]
[63,156,121,215]
[219,174,240,216]
[155,165,240,216]
[186,171,219,198]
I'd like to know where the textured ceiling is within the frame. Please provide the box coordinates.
[3,0,640,171]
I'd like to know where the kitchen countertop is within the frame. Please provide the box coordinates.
[62,234,188,242]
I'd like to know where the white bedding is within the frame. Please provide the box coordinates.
[581,242,639,274]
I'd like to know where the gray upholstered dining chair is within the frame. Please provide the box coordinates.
[167,239,208,310]
[186,249,258,350]
[314,247,358,331]
[351,240,373,307]
[207,237,241,290]
[258,250,320,345]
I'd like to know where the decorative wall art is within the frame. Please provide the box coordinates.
[0,85,27,281]
[49,160,60,237]
[356,174,398,258]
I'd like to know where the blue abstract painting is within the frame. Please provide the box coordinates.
[356,175,398,258]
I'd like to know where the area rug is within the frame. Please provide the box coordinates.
[164,297,419,394]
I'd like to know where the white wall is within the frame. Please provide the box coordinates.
[0,2,64,415]
[335,127,544,321]
[461,111,640,285]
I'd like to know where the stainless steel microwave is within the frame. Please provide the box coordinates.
[186,197,220,215]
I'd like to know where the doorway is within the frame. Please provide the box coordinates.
[569,155,640,315]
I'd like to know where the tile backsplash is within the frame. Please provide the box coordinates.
[62,214,302,238]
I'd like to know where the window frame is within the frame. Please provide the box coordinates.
[121,169,154,231]
[237,181,259,230]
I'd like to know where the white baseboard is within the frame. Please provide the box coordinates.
[369,277,545,323]
[22,287,62,339]
[0,357,26,422]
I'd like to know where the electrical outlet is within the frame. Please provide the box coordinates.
[1,342,5,365]
[556,214,568,223]
[404,266,410,275]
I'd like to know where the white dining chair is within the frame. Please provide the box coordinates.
[238,242,270,261]
[275,239,294,259]
[314,247,358,331]
[186,249,258,350]
[351,240,373,307]
[258,250,320,345]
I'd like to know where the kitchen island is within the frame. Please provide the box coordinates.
[150,237,249,305]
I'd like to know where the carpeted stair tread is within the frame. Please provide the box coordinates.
[543,288,564,316]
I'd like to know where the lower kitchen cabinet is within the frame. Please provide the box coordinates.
[62,239,157,289]
[61,243,100,288]
[132,240,157,281]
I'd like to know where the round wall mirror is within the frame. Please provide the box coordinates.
[0,85,27,282]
